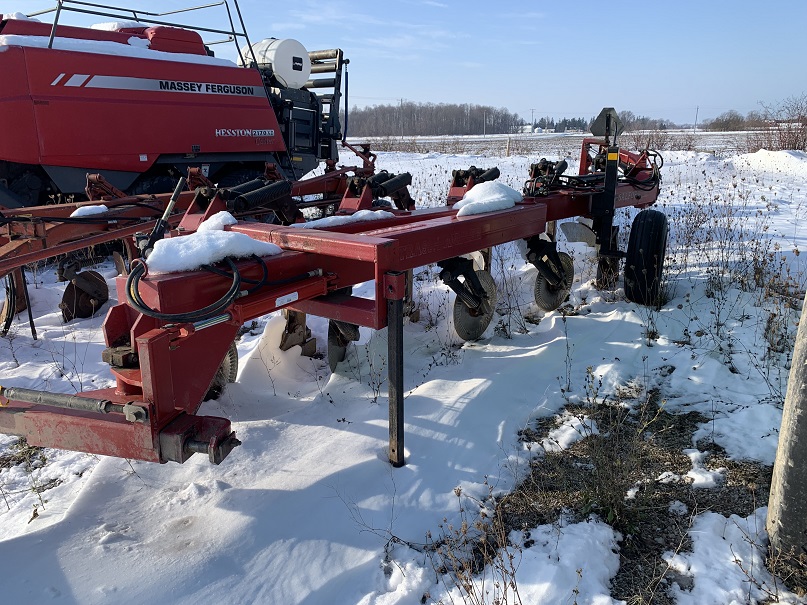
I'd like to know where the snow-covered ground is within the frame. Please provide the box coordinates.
[1,146,806,604]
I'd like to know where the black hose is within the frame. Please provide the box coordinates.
[1,272,16,336]
[195,255,320,294]
[202,254,269,294]
[125,254,322,323]
[623,150,663,191]
[125,258,241,323]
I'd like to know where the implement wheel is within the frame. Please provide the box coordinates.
[534,252,574,312]
[624,209,668,306]
[453,269,497,341]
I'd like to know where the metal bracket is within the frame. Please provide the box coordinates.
[437,257,486,310]
[524,237,565,287]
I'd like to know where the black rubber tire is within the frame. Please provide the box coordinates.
[534,252,574,312]
[206,340,239,400]
[452,269,497,341]
[624,209,668,306]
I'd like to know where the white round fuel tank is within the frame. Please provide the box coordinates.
[241,38,311,88]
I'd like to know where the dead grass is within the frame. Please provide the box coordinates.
[0,438,46,471]
[500,385,778,604]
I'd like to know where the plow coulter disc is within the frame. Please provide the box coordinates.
[452,269,497,341]
[534,252,574,312]
[206,340,239,400]
[59,270,109,322]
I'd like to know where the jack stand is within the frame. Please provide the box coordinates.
[385,271,406,467]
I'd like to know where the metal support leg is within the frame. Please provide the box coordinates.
[388,295,405,467]
[20,270,37,340]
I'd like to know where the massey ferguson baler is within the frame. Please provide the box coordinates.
[0,1,345,207]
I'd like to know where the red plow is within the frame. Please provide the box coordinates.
[0,111,665,467]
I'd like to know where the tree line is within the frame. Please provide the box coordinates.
[700,94,805,130]
[344,101,524,137]
[702,95,806,150]
[534,116,589,132]
[342,101,685,137]
[617,111,677,131]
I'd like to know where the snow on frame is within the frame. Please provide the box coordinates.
[91,21,146,31]
[69,204,108,217]
[291,208,395,228]
[1,12,34,21]
[146,211,281,273]
[0,33,237,67]
[454,180,522,216]
[0,145,806,604]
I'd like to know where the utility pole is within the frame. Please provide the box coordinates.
[768,290,807,569]
[693,106,699,135]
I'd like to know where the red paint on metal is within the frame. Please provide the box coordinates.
[0,138,661,464]
[0,21,286,173]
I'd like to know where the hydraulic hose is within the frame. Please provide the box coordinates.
[125,258,241,323]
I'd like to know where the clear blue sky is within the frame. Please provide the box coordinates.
[3,0,805,125]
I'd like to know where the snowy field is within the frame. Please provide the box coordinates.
[353,130,754,159]
[1,145,806,604]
